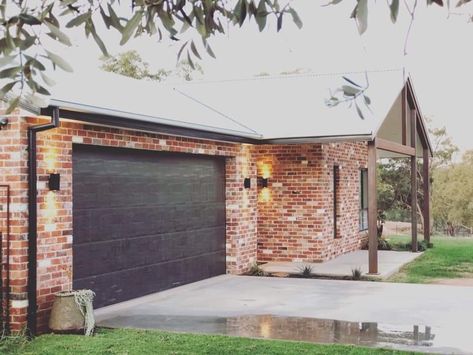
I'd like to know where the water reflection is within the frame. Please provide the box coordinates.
[100,314,436,349]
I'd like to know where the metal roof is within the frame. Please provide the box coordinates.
[21,68,429,147]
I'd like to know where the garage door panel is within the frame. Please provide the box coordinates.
[74,250,225,308]
[73,203,225,244]
[74,161,224,209]
[72,145,226,308]
[73,226,226,279]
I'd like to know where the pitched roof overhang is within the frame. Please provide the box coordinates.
[19,70,430,151]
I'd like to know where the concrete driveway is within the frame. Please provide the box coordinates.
[95,275,473,354]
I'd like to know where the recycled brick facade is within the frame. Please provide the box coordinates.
[1,113,368,333]
[0,111,29,333]
[254,142,368,262]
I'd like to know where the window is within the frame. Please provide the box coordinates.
[360,169,368,231]
[333,165,340,238]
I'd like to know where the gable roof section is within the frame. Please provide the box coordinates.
[21,68,431,153]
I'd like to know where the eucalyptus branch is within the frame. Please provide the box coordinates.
[403,0,418,55]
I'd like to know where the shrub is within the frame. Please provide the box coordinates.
[298,265,313,278]
[361,238,392,250]
[351,267,363,280]
[249,263,266,276]
[395,240,434,252]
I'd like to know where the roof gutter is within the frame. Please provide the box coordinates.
[39,106,262,145]
[27,107,60,336]
[260,133,373,145]
[48,99,263,140]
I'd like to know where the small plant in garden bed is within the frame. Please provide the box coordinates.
[248,263,266,276]
[391,240,434,252]
[361,238,392,251]
[298,265,313,278]
[351,267,363,280]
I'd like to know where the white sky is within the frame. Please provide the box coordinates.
[49,1,473,153]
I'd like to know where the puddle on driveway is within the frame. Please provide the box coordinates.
[99,314,467,354]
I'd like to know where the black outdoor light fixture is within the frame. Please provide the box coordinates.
[244,178,251,189]
[258,177,269,188]
[0,117,8,130]
[48,173,60,191]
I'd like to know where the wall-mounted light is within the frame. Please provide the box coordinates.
[0,117,8,130]
[48,173,60,191]
[258,177,269,188]
[244,178,251,189]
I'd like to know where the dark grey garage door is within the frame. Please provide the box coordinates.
[72,145,226,308]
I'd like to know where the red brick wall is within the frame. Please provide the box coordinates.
[254,142,368,263]
[0,111,29,332]
[2,116,258,332]
[1,112,368,333]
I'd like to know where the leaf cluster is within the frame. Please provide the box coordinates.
[326,0,470,35]
[325,75,371,119]
[0,0,301,112]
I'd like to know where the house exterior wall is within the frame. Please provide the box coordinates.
[0,111,30,333]
[254,142,368,262]
[0,114,367,333]
[1,116,258,332]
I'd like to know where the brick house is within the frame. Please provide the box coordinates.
[0,69,431,334]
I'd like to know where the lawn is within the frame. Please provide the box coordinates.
[0,328,413,355]
[387,235,473,283]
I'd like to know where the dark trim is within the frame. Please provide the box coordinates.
[375,138,416,157]
[423,147,430,243]
[359,169,368,232]
[40,107,260,145]
[410,108,418,252]
[405,78,433,156]
[27,107,60,336]
[367,141,378,274]
[40,106,374,146]
[0,184,10,334]
[401,86,407,146]
[260,133,372,145]
[333,165,339,239]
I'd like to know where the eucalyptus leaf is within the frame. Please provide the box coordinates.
[0,81,18,99]
[45,50,73,72]
[355,0,368,34]
[120,11,143,45]
[190,41,201,60]
[289,9,303,29]
[66,11,91,28]
[0,55,16,68]
[342,85,361,97]
[277,13,283,32]
[44,21,72,46]
[390,0,399,23]
[342,76,362,88]
[40,72,56,86]
[0,66,21,79]
[5,96,20,114]
[19,13,41,25]
[355,101,365,119]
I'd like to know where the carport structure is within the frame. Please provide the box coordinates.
[367,79,432,274]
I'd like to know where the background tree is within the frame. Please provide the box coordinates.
[0,0,301,112]
[377,119,459,233]
[100,50,203,82]
[432,150,473,234]
[101,50,171,81]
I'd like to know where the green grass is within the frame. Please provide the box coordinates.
[0,328,413,355]
[388,236,473,283]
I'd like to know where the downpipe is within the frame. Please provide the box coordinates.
[27,107,60,336]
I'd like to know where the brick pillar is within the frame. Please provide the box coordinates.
[225,144,257,274]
